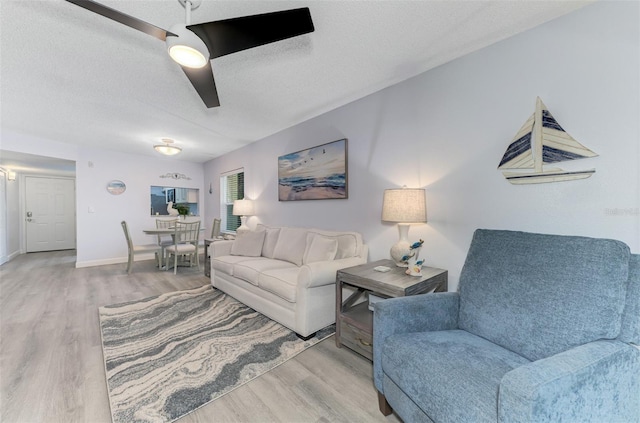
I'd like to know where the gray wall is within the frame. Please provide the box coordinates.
[204,1,640,290]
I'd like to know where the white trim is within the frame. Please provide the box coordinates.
[75,253,156,268]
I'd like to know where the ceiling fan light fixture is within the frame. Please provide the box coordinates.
[154,138,182,156]
[166,24,209,68]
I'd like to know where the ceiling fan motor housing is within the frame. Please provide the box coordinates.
[166,23,210,68]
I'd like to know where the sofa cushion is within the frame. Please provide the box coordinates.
[258,267,301,303]
[307,229,362,259]
[382,329,530,423]
[233,259,297,286]
[272,227,308,266]
[303,233,338,264]
[230,229,266,257]
[212,255,265,276]
[261,227,281,258]
[459,229,631,361]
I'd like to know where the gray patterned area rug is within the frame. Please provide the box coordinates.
[99,285,334,423]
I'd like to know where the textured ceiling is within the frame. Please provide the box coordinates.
[1,0,590,165]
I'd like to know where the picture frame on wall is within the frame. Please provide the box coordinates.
[278,138,348,201]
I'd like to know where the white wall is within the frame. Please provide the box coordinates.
[1,131,205,267]
[75,148,205,266]
[4,172,21,261]
[204,1,640,291]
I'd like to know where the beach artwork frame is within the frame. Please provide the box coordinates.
[278,139,348,201]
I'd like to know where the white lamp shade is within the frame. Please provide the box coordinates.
[233,199,254,216]
[382,188,427,223]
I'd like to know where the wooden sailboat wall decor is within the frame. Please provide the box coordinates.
[498,97,597,184]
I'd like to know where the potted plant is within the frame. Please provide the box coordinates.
[174,203,190,219]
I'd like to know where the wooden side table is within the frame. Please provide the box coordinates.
[335,259,448,360]
[203,238,215,277]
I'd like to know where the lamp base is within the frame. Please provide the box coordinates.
[236,216,250,237]
[390,223,411,267]
[390,240,410,267]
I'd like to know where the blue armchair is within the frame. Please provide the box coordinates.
[374,229,640,422]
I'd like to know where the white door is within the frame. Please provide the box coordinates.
[25,177,76,252]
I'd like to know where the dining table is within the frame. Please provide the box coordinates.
[142,227,206,235]
[142,225,206,270]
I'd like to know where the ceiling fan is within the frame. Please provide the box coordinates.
[65,0,314,108]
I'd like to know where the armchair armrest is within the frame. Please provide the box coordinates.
[373,292,460,392]
[499,340,640,423]
[298,256,367,289]
[211,240,233,257]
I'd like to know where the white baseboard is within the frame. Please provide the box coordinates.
[0,250,22,266]
[75,253,156,268]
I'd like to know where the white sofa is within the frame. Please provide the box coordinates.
[210,225,368,337]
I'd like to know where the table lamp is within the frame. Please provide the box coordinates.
[382,187,427,267]
[233,199,254,236]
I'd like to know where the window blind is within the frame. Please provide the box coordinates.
[220,169,244,232]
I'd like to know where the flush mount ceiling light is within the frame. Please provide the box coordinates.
[154,138,182,156]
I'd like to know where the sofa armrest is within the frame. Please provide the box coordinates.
[298,256,367,289]
[373,292,460,392]
[499,340,640,423]
[211,240,233,257]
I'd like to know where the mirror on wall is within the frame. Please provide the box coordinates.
[150,186,199,216]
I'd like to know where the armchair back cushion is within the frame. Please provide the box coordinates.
[458,229,630,361]
[619,254,640,344]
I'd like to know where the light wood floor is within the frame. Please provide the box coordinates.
[0,251,401,423]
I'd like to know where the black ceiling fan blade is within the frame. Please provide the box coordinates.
[181,62,220,108]
[188,8,314,59]
[64,0,173,41]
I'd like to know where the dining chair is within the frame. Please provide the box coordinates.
[156,218,177,268]
[211,218,221,238]
[121,221,161,274]
[165,221,201,274]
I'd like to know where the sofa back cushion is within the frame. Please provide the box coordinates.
[303,233,338,264]
[458,229,630,361]
[272,227,308,266]
[261,227,281,258]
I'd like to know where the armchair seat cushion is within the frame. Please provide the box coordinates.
[382,329,530,423]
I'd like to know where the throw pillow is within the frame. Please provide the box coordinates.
[303,233,338,264]
[272,227,308,266]
[230,230,266,257]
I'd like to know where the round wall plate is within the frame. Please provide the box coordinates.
[107,180,126,195]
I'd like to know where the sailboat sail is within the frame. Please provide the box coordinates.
[498,114,535,169]
[499,97,597,185]
[540,107,598,164]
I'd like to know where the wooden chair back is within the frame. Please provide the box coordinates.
[211,218,221,238]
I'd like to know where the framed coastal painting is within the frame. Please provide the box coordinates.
[278,139,348,201]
